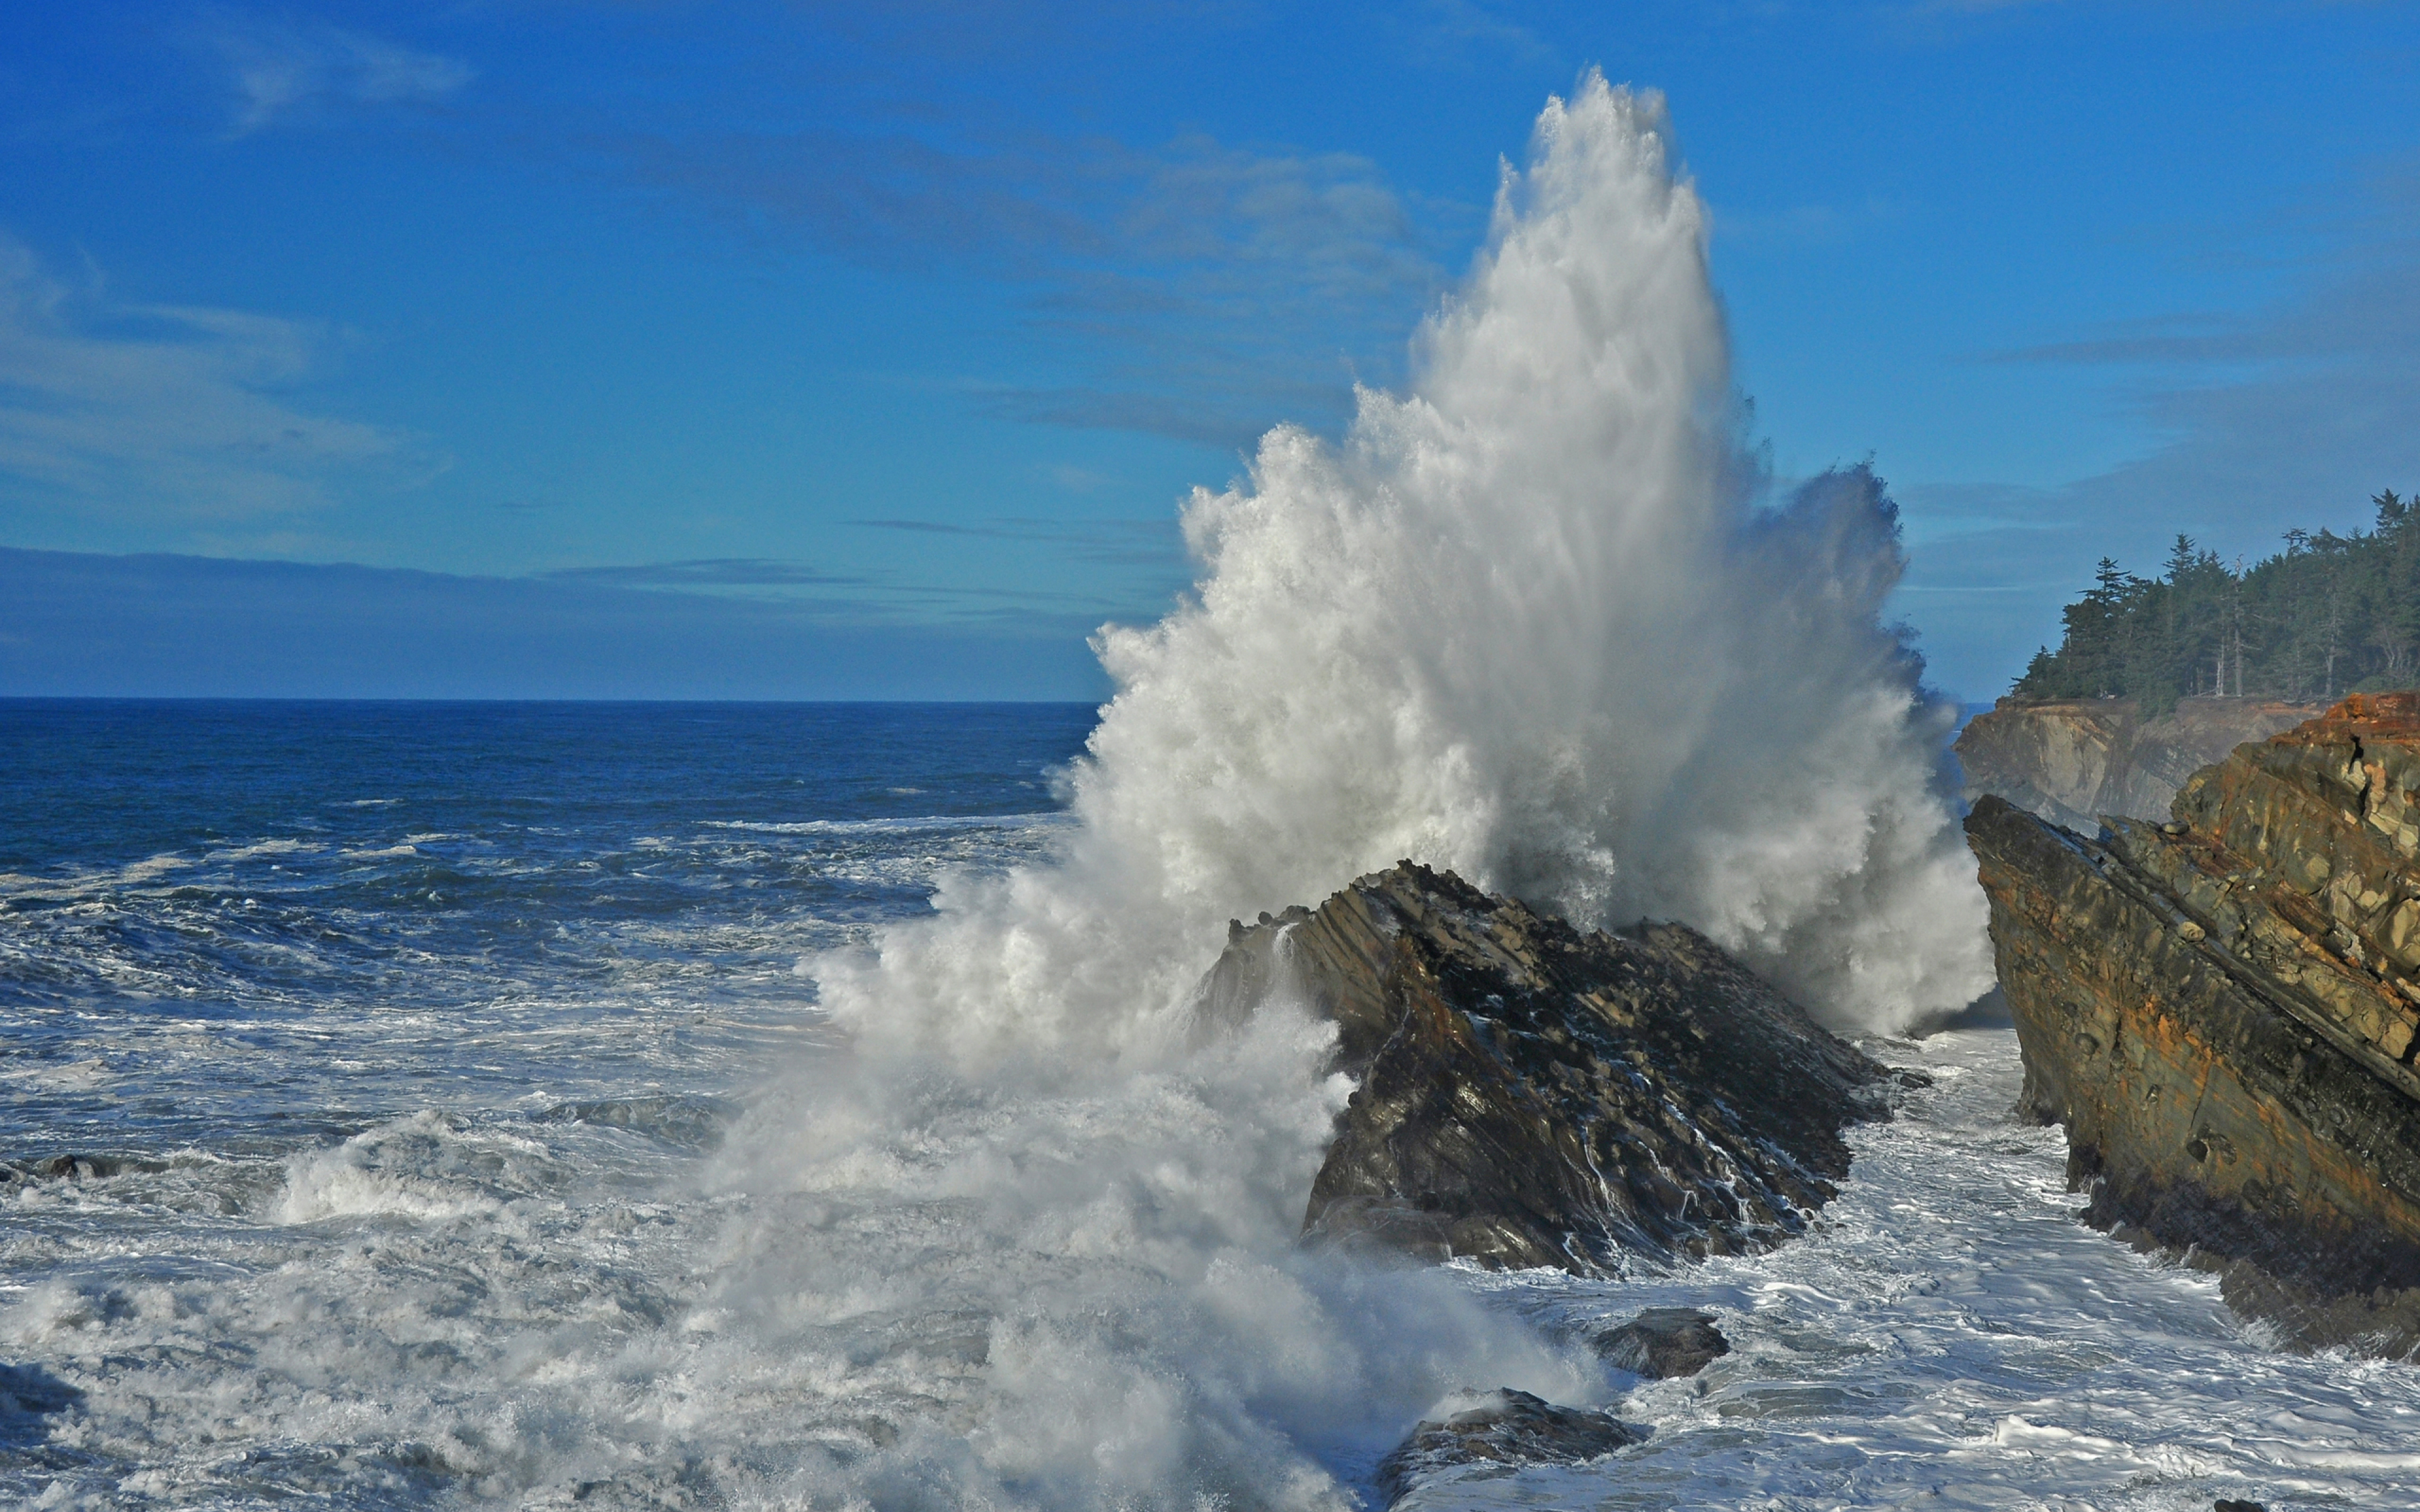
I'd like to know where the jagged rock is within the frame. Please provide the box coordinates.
[1589,1307,1729,1377]
[1956,696,2317,833]
[1197,862,1893,1271]
[1372,1389,1640,1506]
[1964,692,2420,1356]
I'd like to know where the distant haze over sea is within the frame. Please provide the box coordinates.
[0,547,1110,701]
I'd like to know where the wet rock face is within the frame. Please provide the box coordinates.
[1590,1307,1730,1378]
[1372,1389,1640,1508]
[1964,692,2420,1356]
[1956,697,2317,833]
[1197,862,1893,1271]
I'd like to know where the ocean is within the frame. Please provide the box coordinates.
[3,698,2415,1511]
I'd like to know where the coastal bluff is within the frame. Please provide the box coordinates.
[1956,696,2317,833]
[1965,692,2420,1354]
[1196,862,1895,1272]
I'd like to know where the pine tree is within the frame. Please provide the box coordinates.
[2009,490,2420,705]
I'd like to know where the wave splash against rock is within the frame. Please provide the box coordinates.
[1199,862,1896,1273]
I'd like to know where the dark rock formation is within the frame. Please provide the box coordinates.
[1964,692,2420,1355]
[1589,1307,1730,1378]
[1372,1389,1640,1507]
[0,1362,83,1452]
[0,1153,169,1186]
[1197,861,1893,1271]
[1956,697,2317,833]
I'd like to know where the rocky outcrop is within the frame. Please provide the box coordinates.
[1956,697,2317,832]
[1372,1390,1639,1506]
[1589,1307,1729,1378]
[1197,862,1894,1272]
[1964,692,2420,1354]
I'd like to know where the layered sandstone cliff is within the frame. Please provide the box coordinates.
[1956,697,2317,832]
[1964,693,2420,1354]
[1196,862,1894,1272]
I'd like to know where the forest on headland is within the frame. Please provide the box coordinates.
[2009,490,2420,713]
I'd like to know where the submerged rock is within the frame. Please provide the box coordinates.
[1589,1307,1730,1378]
[1372,1389,1640,1507]
[1197,861,1893,1271]
[1964,692,2420,1356]
[1956,696,2317,833]
[0,1153,169,1185]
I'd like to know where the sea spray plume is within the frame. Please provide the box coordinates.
[720,72,1991,1509]
[832,70,1987,1053]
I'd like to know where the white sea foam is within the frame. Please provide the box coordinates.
[721,71,1995,1509]
[274,1111,561,1227]
[0,852,197,900]
[15,1027,2420,1510]
[205,837,320,863]
[701,814,1069,837]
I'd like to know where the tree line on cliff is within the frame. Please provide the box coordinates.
[2010,490,2420,712]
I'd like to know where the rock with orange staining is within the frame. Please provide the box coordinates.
[1966,691,2420,1356]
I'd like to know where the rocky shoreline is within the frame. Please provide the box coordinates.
[1197,861,1894,1501]
[1965,692,2420,1356]
[1955,696,2317,833]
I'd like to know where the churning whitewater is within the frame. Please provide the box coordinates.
[21,75,2414,1512]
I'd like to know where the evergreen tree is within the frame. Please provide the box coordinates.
[2009,490,2420,709]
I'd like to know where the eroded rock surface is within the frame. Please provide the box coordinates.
[1372,1389,1640,1508]
[1964,692,2420,1354]
[1590,1307,1730,1378]
[1197,862,1893,1271]
[1956,697,2317,833]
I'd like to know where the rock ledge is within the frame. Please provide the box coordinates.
[1199,862,1893,1271]
[1965,692,2420,1354]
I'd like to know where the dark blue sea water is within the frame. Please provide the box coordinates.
[1,701,1092,1148]
[0,700,1093,1506]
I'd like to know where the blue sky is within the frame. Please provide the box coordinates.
[3,1,2417,699]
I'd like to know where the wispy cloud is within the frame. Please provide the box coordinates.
[1895,203,2420,697]
[1716,196,1904,249]
[541,558,870,590]
[197,9,473,135]
[530,522,1188,630]
[597,117,1462,444]
[0,234,425,527]
[849,515,1185,571]
[0,547,1112,698]
[1398,0,1553,65]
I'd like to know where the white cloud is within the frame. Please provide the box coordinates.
[0,235,423,525]
[201,10,473,134]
